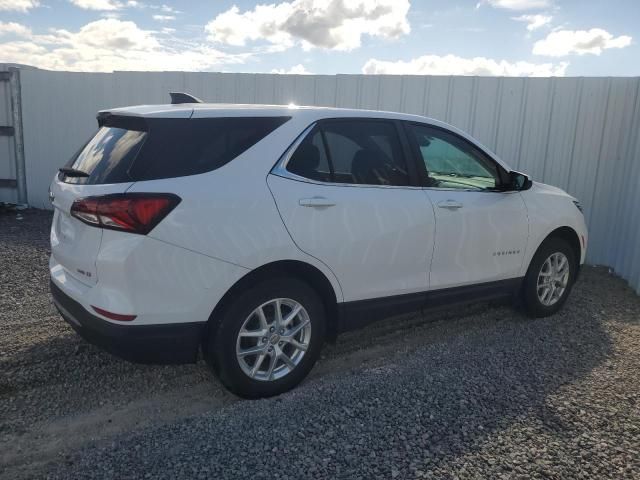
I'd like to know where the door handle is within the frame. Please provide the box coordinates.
[299,197,336,208]
[437,199,463,210]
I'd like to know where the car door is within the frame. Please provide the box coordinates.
[403,122,529,290]
[268,118,436,302]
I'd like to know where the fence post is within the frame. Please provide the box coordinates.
[8,67,27,205]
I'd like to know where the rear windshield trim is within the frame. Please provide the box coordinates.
[97,113,148,132]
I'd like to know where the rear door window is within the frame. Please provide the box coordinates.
[61,116,290,185]
[285,119,411,187]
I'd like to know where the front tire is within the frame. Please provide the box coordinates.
[207,277,326,398]
[522,237,577,318]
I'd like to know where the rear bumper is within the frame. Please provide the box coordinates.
[50,280,203,364]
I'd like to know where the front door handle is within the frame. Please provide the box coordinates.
[437,199,463,210]
[299,197,336,208]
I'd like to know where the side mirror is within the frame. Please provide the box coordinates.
[508,171,532,191]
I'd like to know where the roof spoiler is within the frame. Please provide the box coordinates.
[170,92,203,104]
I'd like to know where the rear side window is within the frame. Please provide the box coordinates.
[61,116,290,184]
[286,119,410,187]
[287,127,331,182]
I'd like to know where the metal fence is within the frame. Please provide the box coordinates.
[0,67,27,205]
[2,68,639,293]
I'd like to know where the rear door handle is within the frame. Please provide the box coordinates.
[299,197,336,208]
[437,199,463,210]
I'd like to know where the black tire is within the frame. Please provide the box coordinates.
[206,277,326,399]
[522,237,577,318]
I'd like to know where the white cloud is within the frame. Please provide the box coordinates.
[0,0,39,11]
[152,14,174,22]
[477,0,551,10]
[512,14,551,31]
[205,0,410,51]
[0,18,246,72]
[533,28,632,56]
[68,0,140,10]
[160,4,178,13]
[362,54,568,77]
[271,63,311,74]
[0,21,32,37]
[69,0,122,10]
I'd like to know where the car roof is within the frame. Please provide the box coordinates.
[101,103,433,122]
[99,102,512,171]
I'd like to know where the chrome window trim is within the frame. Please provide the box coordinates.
[271,122,316,177]
[271,120,516,193]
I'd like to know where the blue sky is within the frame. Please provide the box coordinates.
[0,0,637,75]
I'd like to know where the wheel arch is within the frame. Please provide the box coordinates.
[532,226,582,272]
[202,260,341,355]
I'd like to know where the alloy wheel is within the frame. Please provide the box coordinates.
[235,298,311,382]
[536,252,570,306]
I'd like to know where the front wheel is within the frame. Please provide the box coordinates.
[207,278,326,398]
[522,237,577,318]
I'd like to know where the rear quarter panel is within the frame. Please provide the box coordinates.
[126,114,344,303]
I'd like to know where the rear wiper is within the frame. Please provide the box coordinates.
[59,167,89,178]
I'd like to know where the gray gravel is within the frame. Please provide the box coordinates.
[1,209,639,479]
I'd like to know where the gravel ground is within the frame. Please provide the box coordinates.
[1,209,639,479]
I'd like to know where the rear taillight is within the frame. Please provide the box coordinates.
[71,193,180,235]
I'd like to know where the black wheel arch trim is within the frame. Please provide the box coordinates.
[203,260,341,354]
[535,226,582,279]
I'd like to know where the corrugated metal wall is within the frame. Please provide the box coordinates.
[12,70,640,292]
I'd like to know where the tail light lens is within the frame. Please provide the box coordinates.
[71,193,181,235]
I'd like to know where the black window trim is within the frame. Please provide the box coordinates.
[273,117,422,189]
[401,120,511,192]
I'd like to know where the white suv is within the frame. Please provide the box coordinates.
[50,94,587,398]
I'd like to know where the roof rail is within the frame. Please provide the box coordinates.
[169,92,203,104]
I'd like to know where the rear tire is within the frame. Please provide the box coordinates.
[206,277,325,398]
[522,237,577,318]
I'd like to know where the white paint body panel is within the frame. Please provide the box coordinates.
[49,177,133,286]
[425,189,529,289]
[268,175,435,301]
[520,182,588,271]
[50,233,249,326]
[49,104,587,328]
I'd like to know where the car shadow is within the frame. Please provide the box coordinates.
[296,267,621,477]
[38,268,629,479]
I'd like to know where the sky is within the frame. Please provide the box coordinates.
[0,0,638,76]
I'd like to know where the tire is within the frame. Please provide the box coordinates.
[207,277,326,398]
[522,237,577,318]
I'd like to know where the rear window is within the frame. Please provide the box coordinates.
[61,116,290,184]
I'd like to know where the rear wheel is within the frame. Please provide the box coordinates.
[207,278,325,398]
[522,237,577,317]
